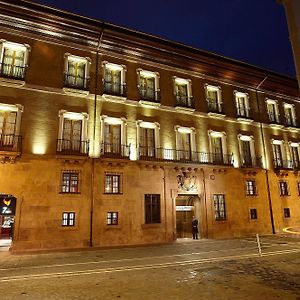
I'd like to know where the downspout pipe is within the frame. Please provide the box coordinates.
[255,75,276,234]
[90,24,105,248]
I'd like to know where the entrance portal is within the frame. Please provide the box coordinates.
[176,195,199,238]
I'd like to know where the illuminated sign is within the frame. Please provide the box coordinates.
[0,195,16,215]
[176,206,193,211]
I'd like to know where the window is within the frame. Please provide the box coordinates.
[138,70,159,102]
[213,194,226,221]
[61,171,80,193]
[246,180,257,196]
[283,208,290,218]
[205,85,223,113]
[297,182,300,195]
[235,92,250,118]
[272,140,286,169]
[64,54,90,90]
[107,212,118,225]
[174,77,193,108]
[105,173,122,194]
[139,127,155,157]
[209,131,229,165]
[62,212,75,226]
[266,100,280,124]
[175,126,196,161]
[0,41,29,80]
[279,181,289,196]
[290,142,300,169]
[57,111,89,155]
[283,103,296,127]
[250,209,257,220]
[145,194,161,224]
[103,62,126,97]
[239,135,256,167]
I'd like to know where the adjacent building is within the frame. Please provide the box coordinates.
[0,0,300,251]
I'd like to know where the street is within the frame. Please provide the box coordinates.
[0,235,300,299]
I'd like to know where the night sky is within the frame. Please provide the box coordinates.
[33,0,296,78]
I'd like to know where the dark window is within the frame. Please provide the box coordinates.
[213,194,226,221]
[284,208,290,218]
[297,182,300,196]
[246,180,256,196]
[250,208,257,220]
[279,181,289,196]
[105,173,122,194]
[145,194,161,224]
[62,212,75,226]
[107,212,118,225]
[61,171,80,193]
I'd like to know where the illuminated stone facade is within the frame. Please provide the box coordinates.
[0,1,299,251]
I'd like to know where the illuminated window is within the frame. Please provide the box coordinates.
[145,194,161,224]
[283,208,290,218]
[107,212,118,225]
[250,209,257,220]
[61,171,80,193]
[279,181,289,196]
[290,142,300,169]
[209,131,230,165]
[103,62,126,97]
[213,194,226,221]
[138,70,160,102]
[205,85,223,113]
[0,41,30,80]
[246,180,257,196]
[272,140,288,169]
[105,173,122,194]
[174,77,193,108]
[238,135,256,167]
[64,54,90,90]
[283,103,296,127]
[235,92,250,118]
[62,212,75,226]
[266,99,280,124]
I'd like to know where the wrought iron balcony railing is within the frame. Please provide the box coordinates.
[241,156,262,168]
[207,99,224,114]
[236,105,252,119]
[0,63,26,80]
[57,139,89,156]
[64,74,90,91]
[103,80,126,97]
[139,87,160,102]
[138,147,234,166]
[273,159,294,170]
[284,116,297,128]
[100,142,130,158]
[175,94,195,109]
[0,134,22,152]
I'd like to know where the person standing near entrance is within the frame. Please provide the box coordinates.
[192,216,198,239]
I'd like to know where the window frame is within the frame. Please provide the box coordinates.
[246,179,257,196]
[250,208,258,220]
[62,212,75,227]
[107,212,119,225]
[104,173,122,194]
[279,181,290,196]
[213,194,226,221]
[144,194,161,224]
[283,208,291,218]
[60,171,80,194]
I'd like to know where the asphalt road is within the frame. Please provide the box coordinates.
[0,235,300,299]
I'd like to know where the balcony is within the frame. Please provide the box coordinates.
[236,105,252,120]
[139,87,160,103]
[64,74,90,91]
[241,156,262,168]
[284,116,297,128]
[100,142,130,158]
[138,147,234,166]
[273,159,294,170]
[0,134,22,153]
[0,63,26,80]
[207,99,224,114]
[175,94,195,109]
[103,80,126,97]
[57,139,89,156]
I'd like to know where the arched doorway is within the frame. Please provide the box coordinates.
[0,194,16,249]
[176,195,200,238]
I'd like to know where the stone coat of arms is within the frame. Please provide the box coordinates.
[177,171,198,192]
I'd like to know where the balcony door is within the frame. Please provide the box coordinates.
[291,146,300,169]
[273,144,283,167]
[62,119,82,152]
[1,47,25,78]
[178,132,191,160]
[105,68,122,95]
[267,102,278,122]
[241,140,252,166]
[67,60,86,88]
[104,123,121,154]
[140,75,155,100]
[211,136,223,163]
[0,111,16,147]
[236,95,248,117]
[140,127,155,157]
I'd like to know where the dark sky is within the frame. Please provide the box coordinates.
[33,0,296,78]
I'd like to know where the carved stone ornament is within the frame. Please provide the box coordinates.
[177,171,198,192]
